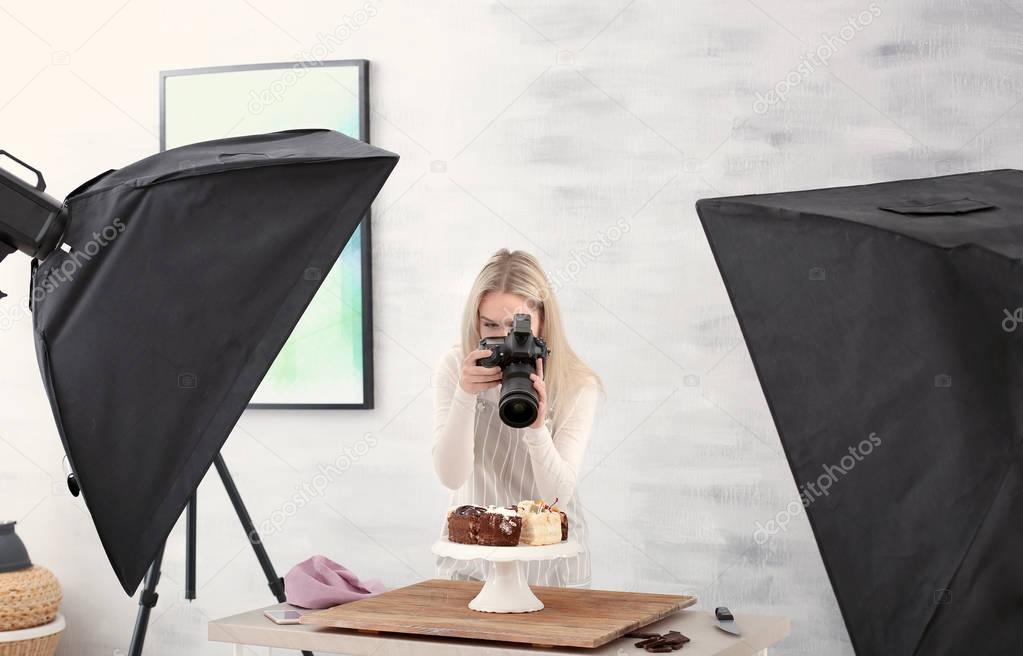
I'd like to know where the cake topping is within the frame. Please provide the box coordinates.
[453,504,486,517]
[516,498,561,514]
[484,505,517,517]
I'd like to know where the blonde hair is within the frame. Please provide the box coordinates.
[460,248,604,426]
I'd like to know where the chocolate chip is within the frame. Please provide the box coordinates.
[630,629,691,652]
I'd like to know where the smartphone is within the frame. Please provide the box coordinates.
[263,609,303,625]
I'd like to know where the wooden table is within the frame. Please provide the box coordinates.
[209,602,790,655]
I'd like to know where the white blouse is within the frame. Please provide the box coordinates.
[431,343,599,588]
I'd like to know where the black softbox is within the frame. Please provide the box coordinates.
[696,169,1023,655]
[31,128,398,595]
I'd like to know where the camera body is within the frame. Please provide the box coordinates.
[477,313,550,428]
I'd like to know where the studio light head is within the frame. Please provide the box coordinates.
[1,129,398,596]
[0,151,69,296]
[697,170,1023,656]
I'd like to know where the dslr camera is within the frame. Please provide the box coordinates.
[476,313,550,428]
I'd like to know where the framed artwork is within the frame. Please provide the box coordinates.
[160,60,374,409]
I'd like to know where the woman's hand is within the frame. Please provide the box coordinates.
[528,357,548,429]
[459,349,503,394]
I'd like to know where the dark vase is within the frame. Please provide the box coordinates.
[0,521,31,573]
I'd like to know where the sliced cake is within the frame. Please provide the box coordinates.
[477,505,522,546]
[515,499,565,545]
[446,504,486,544]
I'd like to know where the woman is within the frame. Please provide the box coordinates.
[432,248,604,588]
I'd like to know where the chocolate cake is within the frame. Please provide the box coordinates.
[446,504,486,544]
[477,505,522,546]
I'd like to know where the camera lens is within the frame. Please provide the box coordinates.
[497,361,540,428]
[500,393,537,428]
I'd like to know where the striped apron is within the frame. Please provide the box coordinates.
[434,384,592,588]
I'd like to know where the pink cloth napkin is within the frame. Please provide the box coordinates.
[283,555,390,609]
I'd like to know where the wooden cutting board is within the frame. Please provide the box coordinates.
[299,578,696,649]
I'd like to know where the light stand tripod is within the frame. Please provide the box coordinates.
[126,454,314,656]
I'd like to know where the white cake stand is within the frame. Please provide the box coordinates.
[431,538,582,613]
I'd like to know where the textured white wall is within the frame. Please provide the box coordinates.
[1,1,1020,654]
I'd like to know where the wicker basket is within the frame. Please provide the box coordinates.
[0,615,63,656]
[0,567,61,633]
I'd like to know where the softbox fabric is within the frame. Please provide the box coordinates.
[697,170,1023,656]
[31,129,398,595]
